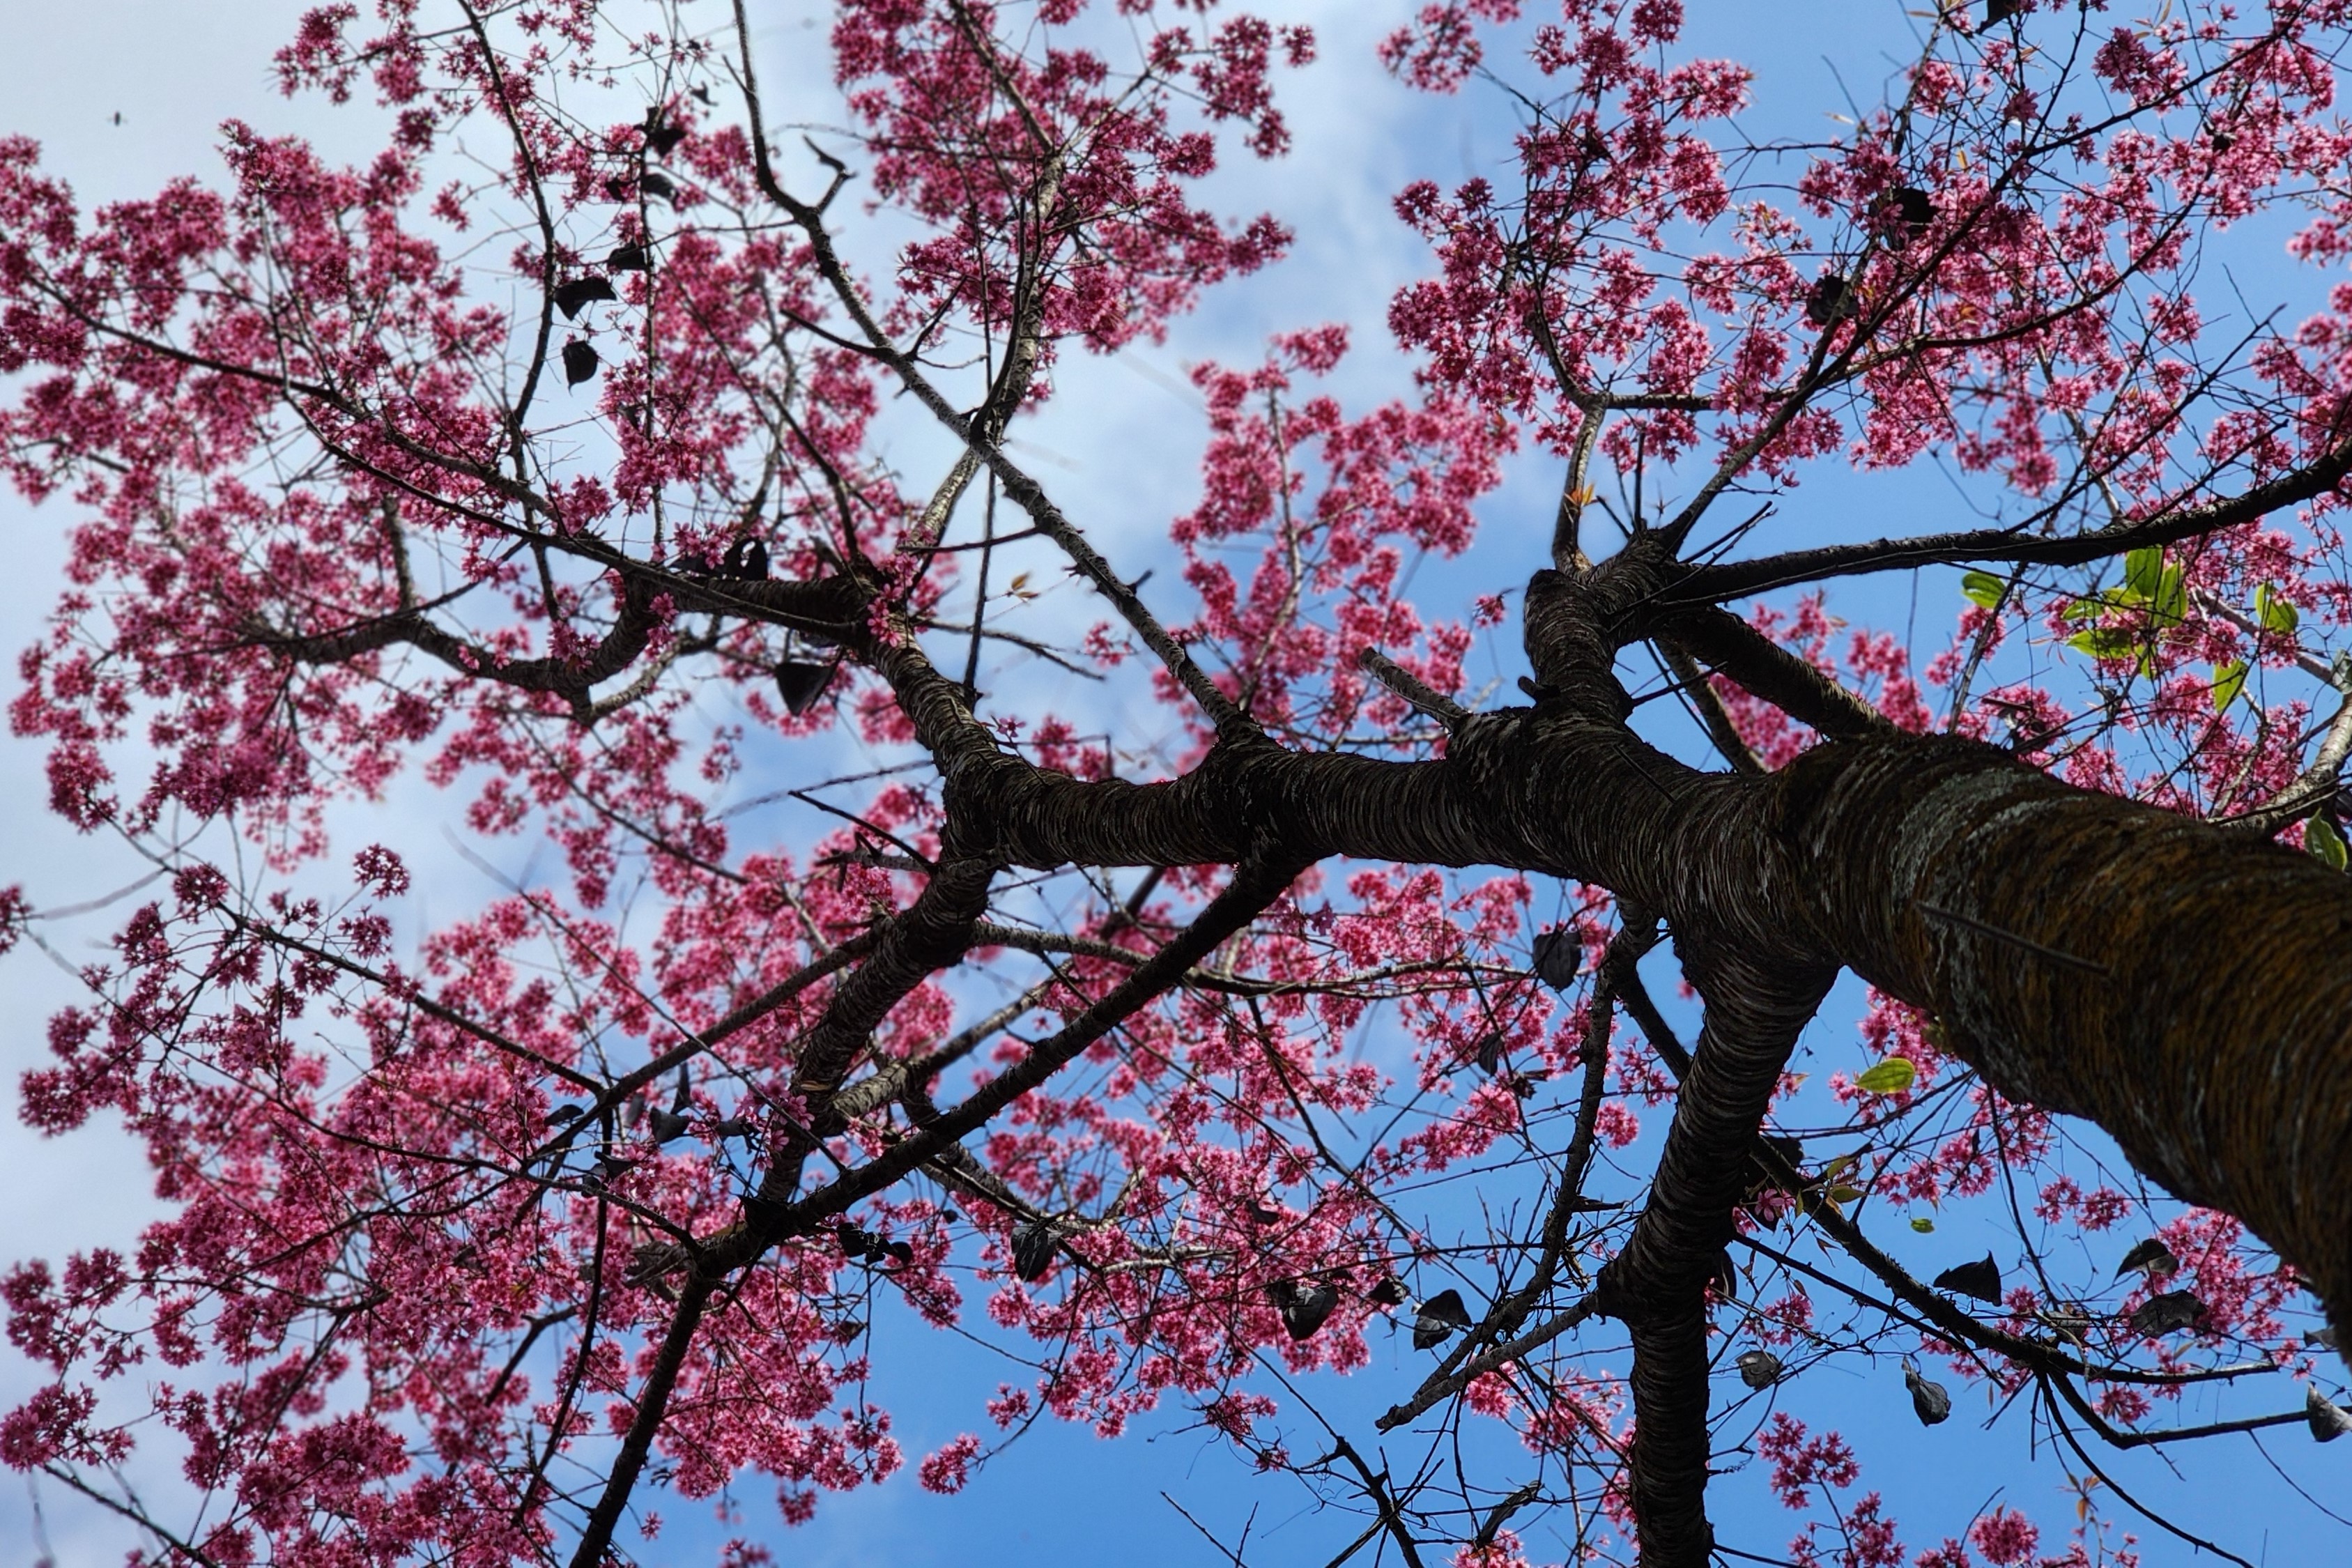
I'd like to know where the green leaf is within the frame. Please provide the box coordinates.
[2061,598,2105,622]
[2123,546,2163,604]
[1961,571,2006,609]
[1854,1057,1919,1095]
[2153,564,2188,626]
[2211,660,2247,712]
[1910,1216,1936,1233]
[2257,584,2300,636]
[2309,815,2347,872]
[2067,627,2138,660]
[1827,1184,1866,1205]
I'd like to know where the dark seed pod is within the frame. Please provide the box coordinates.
[1368,1275,1407,1308]
[1247,1201,1283,1226]
[1905,1366,1951,1426]
[546,1103,585,1125]
[835,1223,874,1262]
[883,1240,915,1268]
[562,340,599,387]
[1737,1350,1783,1390]
[640,171,676,203]
[2115,1237,2178,1278]
[1932,1253,2003,1306]
[832,1319,867,1344]
[1012,1221,1057,1282]
[1274,1281,1339,1342]
[1413,1288,1471,1350]
[607,244,652,272]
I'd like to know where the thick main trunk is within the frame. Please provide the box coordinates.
[1783,733,2352,1342]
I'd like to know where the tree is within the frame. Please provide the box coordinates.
[0,0,2348,1563]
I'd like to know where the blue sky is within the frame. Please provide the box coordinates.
[1,3,2346,1564]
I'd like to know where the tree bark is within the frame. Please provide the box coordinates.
[861,581,2352,1345]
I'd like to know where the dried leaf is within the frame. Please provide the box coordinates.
[1872,185,1935,247]
[1413,1288,1470,1350]
[562,340,599,387]
[607,243,652,272]
[640,171,676,203]
[1275,1281,1339,1342]
[1368,1275,1408,1308]
[1806,272,1858,328]
[1475,1033,1502,1075]
[1932,1253,2003,1306]
[720,537,769,581]
[2114,1238,2178,1278]
[1531,927,1582,990]
[643,107,686,157]
[1737,1350,1783,1390]
[2129,1289,2209,1337]
[1906,1366,1951,1426]
[1011,1221,1056,1282]
[2309,1385,2352,1443]
[775,660,832,716]
[552,275,616,320]
[546,1103,584,1125]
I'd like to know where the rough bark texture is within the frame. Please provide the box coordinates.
[829,551,2352,1344]
[1597,946,1835,1566]
[1780,733,2352,1342]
